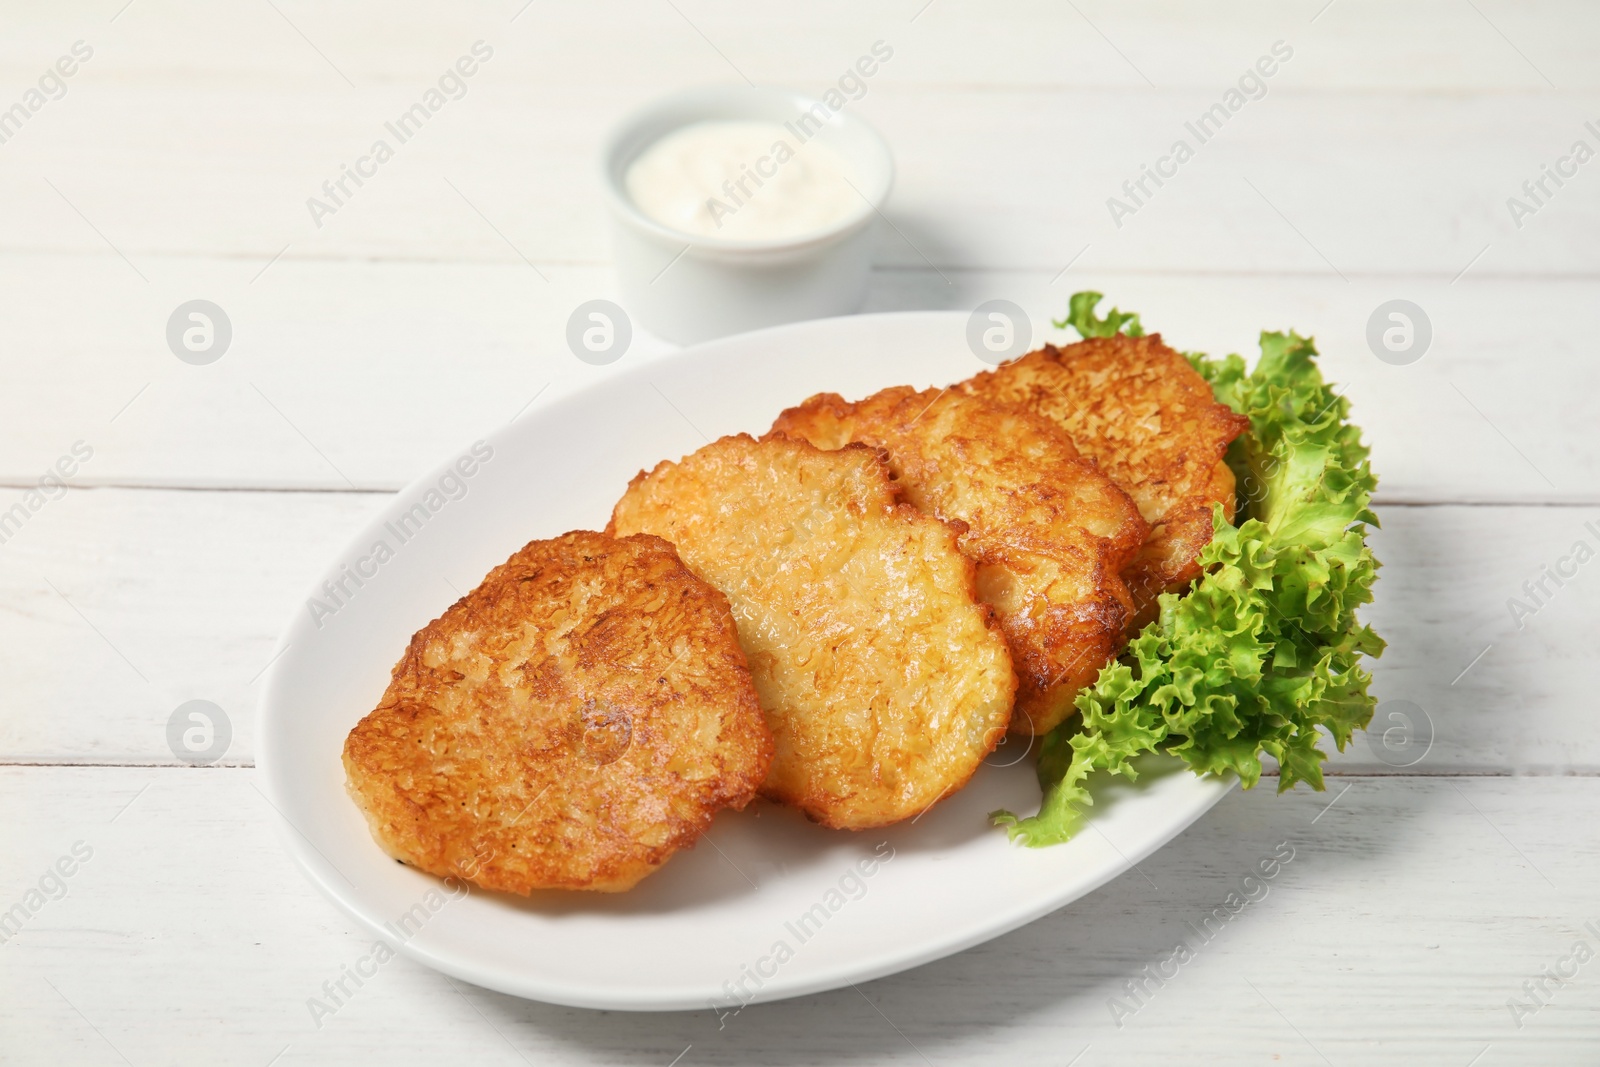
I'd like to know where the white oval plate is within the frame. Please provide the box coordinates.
[258,311,1236,1012]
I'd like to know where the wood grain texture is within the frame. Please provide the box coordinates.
[2,0,1596,93]
[3,767,1597,1065]
[0,488,1591,779]
[0,262,1594,502]
[1,0,1596,1061]
[0,83,1591,275]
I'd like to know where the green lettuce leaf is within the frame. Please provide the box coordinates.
[1054,290,1146,339]
[995,295,1384,847]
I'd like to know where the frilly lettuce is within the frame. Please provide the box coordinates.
[996,293,1384,847]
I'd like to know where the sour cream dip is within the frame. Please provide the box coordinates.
[624,120,859,242]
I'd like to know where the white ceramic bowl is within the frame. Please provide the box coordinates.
[600,86,894,344]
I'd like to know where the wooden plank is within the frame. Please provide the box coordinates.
[3,766,1596,1063]
[2,3,1594,1062]
[0,488,389,764]
[0,79,1592,277]
[5,0,1597,93]
[1,0,1596,276]
[0,487,1592,773]
[0,261,1595,500]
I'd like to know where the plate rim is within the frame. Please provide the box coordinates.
[258,309,1239,1011]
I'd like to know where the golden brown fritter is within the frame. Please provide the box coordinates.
[771,387,1147,736]
[342,530,772,894]
[608,434,1016,830]
[958,333,1250,626]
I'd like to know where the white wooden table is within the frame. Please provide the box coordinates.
[3,2,1597,1062]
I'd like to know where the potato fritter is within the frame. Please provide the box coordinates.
[771,387,1147,737]
[608,434,1016,830]
[342,530,772,894]
[958,333,1250,625]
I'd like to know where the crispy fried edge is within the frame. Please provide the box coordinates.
[341,529,773,894]
[958,333,1250,625]
[606,433,1018,828]
[769,388,1149,735]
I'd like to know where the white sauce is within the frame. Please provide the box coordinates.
[625,120,858,241]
